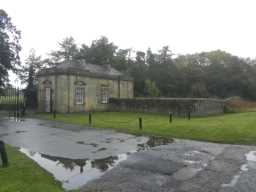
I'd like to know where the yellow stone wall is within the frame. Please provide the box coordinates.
[37,74,133,113]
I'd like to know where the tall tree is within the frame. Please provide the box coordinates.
[144,79,160,97]
[147,46,182,97]
[48,37,79,65]
[19,49,42,86]
[112,49,130,72]
[19,49,42,108]
[41,35,256,100]
[146,48,155,66]
[79,36,117,65]
[128,51,148,96]
[0,9,21,89]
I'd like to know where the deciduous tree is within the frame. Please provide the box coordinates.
[0,9,21,89]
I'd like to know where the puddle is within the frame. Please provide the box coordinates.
[76,141,98,147]
[20,148,127,191]
[137,136,173,151]
[19,136,173,191]
[222,174,241,187]
[15,130,27,134]
[76,141,86,145]
[240,164,248,171]
[222,150,256,188]
[184,150,201,156]
[7,117,25,122]
[96,147,107,152]
[245,151,256,162]
[0,133,9,137]
[173,167,202,181]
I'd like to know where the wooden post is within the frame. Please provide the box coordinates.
[169,112,173,123]
[139,117,142,130]
[0,141,8,167]
[89,112,92,125]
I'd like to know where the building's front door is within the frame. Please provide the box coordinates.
[45,88,51,112]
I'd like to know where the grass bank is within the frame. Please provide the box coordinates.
[0,145,63,192]
[37,111,256,145]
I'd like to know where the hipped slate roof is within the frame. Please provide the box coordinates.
[37,61,133,81]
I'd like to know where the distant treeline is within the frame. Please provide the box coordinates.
[21,36,256,100]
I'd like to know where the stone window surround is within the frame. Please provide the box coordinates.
[101,85,109,104]
[74,81,86,105]
[74,87,85,105]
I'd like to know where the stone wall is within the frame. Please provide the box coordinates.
[109,98,225,116]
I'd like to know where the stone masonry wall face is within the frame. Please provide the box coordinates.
[37,75,134,113]
[109,98,224,116]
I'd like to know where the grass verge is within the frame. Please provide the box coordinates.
[0,145,63,192]
[36,111,256,145]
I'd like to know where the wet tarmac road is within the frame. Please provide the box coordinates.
[0,117,149,159]
[1,117,256,192]
[0,117,172,190]
[82,140,256,192]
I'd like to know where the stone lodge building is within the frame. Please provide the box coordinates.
[37,61,134,113]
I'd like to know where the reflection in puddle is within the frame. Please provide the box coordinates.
[20,148,127,191]
[19,136,173,191]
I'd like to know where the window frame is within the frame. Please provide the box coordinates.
[101,85,109,104]
[74,86,85,105]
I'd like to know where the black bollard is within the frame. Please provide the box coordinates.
[53,110,56,119]
[17,110,20,119]
[21,105,26,117]
[89,112,92,125]
[188,111,191,120]
[0,141,8,167]
[169,112,173,123]
[139,117,143,130]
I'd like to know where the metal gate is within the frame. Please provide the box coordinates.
[0,88,26,119]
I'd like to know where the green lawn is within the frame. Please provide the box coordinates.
[37,111,256,145]
[0,145,63,192]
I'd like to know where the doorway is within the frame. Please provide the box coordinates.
[45,88,52,112]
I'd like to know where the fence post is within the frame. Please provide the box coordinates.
[0,141,8,167]
[139,117,142,130]
[89,112,92,125]
[169,112,173,123]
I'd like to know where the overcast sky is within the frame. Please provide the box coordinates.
[2,0,256,66]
